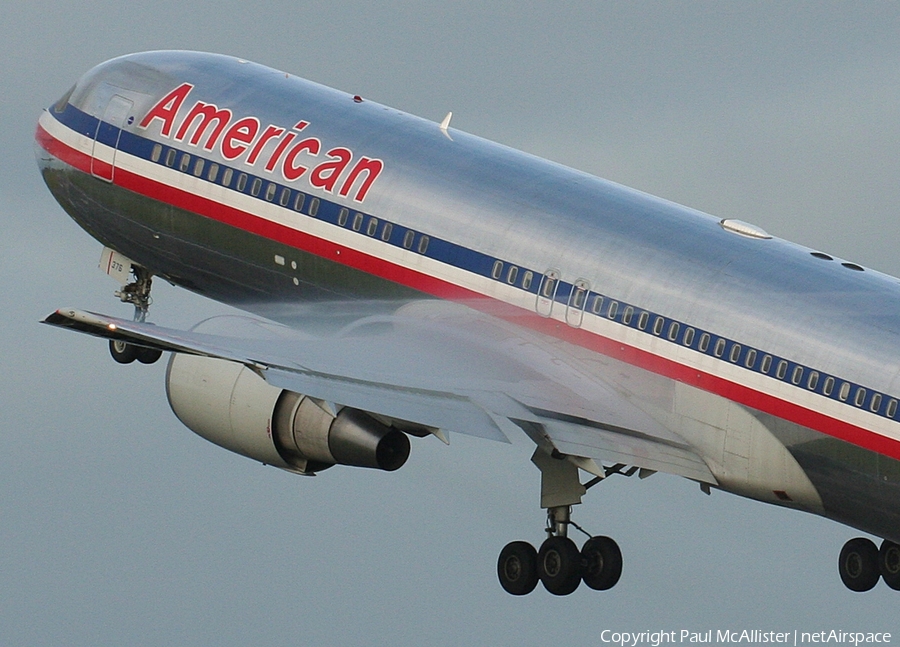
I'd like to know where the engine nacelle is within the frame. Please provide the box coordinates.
[165,354,410,473]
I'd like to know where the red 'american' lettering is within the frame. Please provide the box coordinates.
[139,83,383,202]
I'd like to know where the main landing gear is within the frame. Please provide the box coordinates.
[838,537,900,592]
[497,447,623,596]
[107,264,162,365]
[497,506,623,596]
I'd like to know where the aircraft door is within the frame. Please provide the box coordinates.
[565,279,590,327]
[536,269,560,317]
[91,95,133,182]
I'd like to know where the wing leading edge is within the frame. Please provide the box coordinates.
[43,304,717,484]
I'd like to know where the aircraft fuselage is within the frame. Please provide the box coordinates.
[35,51,900,547]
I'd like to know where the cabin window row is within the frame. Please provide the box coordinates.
[552,276,900,419]
[151,145,437,260]
[335,208,428,254]
[151,144,328,218]
[489,260,537,292]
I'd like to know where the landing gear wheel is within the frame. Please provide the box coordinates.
[839,537,880,592]
[109,339,138,364]
[879,539,900,590]
[538,536,581,596]
[497,541,538,596]
[136,347,163,365]
[581,536,622,591]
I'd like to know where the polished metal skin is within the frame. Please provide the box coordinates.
[35,52,900,585]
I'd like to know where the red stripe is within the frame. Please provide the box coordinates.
[36,119,900,462]
[36,122,92,174]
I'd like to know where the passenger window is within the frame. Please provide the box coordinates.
[591,296,604,314]
[776,361,787,379]
[151,143,162,162]
[791,366,803,385]
[165,149,176,167]
[683,327,694,346]
[207,163,219,182]
[403,230,415,249]
[807,371,819,390]
[265,183,277,201]
[352,212,364,231]
[506,266,518,285]
[698,333,710,352]
[729,344,741,363]
[744,349,756,369]
[888,399,898,418]
[308,197,319,216]
[193,158,205,177]
[572,287,587,309]
[522,271,533,290]
[855,388,867,407]
[823,376,835,396]
[541,277,557,298]
[366,218,378,236]
[418,236,429,254]
[761,355,772,374]
[653,316,664,336]
[236,173,247,191]
[623,306,634,326]
[492,261,504,280]
[714,338,726,357]
[667,321,679,341]
[607,301,618,320]
[381,222,393,241]
[179,153,191,172]
[871,393,882,413]
[638,311,649,330]
[338,208,349,226]
[292,192,305,211]
[222,167,233,186]
[279,187,291,207]
[839,382,851,401]
[250,177,262,196]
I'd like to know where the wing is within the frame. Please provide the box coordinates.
[43,301,716,484]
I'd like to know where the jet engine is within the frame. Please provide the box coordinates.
[165,354,410,473]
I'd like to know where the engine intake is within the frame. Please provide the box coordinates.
[165,354,410,473]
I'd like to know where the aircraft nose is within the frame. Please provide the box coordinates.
[35,84,76,171]
[35,112,54,172]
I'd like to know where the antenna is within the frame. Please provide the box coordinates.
[439,111,453,140]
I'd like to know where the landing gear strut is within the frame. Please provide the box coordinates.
[108,265,162,365]
[497,448,622,596]
[116,264,153,323]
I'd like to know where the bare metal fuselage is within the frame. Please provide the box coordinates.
[36,51,900,545]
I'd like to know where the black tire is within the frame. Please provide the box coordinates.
[109,339,138,364]
[581,536,623,591]
[537,536,581,596]
[879,539,900,591]
[497,541,538,596]
[839,537,880,592]
[136,346,163,365]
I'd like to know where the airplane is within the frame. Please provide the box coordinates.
[34,50,900,596]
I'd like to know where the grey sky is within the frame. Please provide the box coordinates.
[2,2,899,645]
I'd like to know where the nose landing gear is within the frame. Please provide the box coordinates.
[107,264,162,365]
[497,447,623,596]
